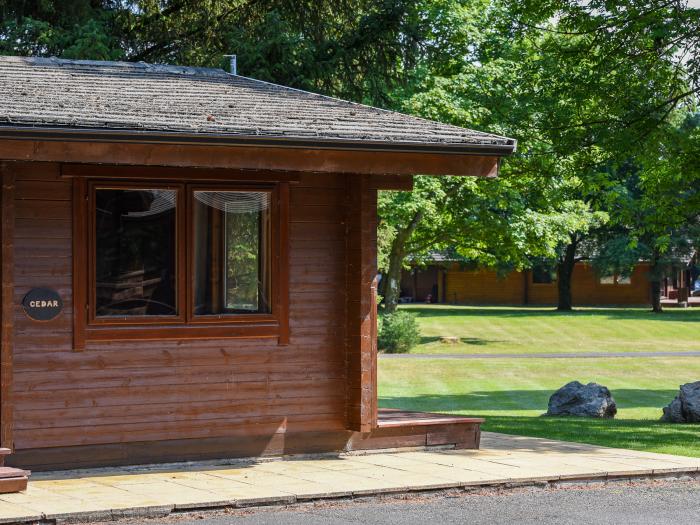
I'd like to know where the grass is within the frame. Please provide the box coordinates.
[401,304,700,355]
[378,305,700,457]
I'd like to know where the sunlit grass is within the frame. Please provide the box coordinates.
[379,323,700,456]
[400,305,700,355]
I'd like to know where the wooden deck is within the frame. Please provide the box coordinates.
[378,408,484,428]
[349,409,484,452]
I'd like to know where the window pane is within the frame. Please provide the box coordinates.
[193,191,271,315]
[95,189,178,317]
[617,275,631,285]
[532,265,556,284]
[599,275,615,284]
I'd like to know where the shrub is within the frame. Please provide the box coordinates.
[378,310,421,353]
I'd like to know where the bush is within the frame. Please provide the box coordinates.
[378,310,421,353]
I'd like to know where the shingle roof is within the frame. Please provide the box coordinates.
[0,56,516,155]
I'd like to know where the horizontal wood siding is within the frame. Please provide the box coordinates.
[571,263,651,305]
[445,267,524,305]
[10,162,348,453]
[443,264,650,306]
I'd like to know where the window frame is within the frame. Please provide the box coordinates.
[186,183,279,326]
[88,181,187,327]
[72,170,290,350]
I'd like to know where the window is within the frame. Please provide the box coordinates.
[94,188,178,318]
[600,274,631,285]
[192,191,271,315]
[532,265,556,284]
[74,176,289,348]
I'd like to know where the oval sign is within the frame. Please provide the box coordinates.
[22,288,63,321]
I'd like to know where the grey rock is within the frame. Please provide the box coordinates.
[662,396,685,423]
[661,381,700,423]
[545,381,617,418]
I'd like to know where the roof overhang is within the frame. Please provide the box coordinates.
[0,126,514,177]
[0,126,516,156]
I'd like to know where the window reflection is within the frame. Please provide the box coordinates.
[193,191,271,315]
[95,189,177,316]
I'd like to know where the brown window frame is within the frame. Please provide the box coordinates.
[71,167,290,350]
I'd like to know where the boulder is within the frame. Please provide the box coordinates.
[661,382,700,423]
[545,381,617,418]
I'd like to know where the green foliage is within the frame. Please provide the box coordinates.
[378,310,421,354]
[0,0,450,106]
[2,0,698,311]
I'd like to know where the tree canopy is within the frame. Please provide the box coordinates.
[2,0,698,311]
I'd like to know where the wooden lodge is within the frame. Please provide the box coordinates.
[0,56,516,482]
[402,261,653,306]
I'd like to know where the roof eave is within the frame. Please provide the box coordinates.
[0,126,517,157]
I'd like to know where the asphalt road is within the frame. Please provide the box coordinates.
[102,479,700,525]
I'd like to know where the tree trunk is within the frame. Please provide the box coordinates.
[557,238,578,311]
[383,248,405,314]
[650,279,663,313]
[650,247,663,313]
[383,210,424,313]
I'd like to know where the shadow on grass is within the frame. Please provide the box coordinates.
[403,305,700,323]
[419,336,503,346]
[480,415,700,455]
[380,393,700,455]
[380,390,680,412]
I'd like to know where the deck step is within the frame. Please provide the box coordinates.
[349,409,484,452]
[0,467,30,479]
[0,453,31,493]
[0,475,28,494]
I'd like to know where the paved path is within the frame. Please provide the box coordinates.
[102,480,700,525]
[380,350,700,359]
[1,433,698,523]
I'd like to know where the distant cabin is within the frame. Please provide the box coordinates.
[401,261,694,306]
[401,259,698,306]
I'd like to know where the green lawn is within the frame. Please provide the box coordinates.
[378,305,700,457]
[402,304,700,355]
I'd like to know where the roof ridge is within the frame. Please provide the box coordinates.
[0,55,229,78]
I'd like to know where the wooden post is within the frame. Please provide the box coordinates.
[0,162,15,449]
[345,174,378,432]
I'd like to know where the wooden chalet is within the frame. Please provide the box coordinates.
[0,56,516,483]
[402,261,653,306]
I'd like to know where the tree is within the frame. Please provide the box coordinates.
[0,0,456,106]
[592,113,700,312]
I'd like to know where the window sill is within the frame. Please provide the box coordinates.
[83,321,281,344]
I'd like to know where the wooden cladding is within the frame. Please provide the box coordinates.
[0,162,15,449]
[9,162,363,458]
[72,172,290,349]
[61,164,302,183]
[1,140,501,177]
[344,175,378,433]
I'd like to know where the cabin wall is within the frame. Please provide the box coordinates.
[444,268,525,305]
[7,161,354,469]
[573,263,651,305]
[408,263,651,306]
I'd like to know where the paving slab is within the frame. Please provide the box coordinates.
[2,432,699,523]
